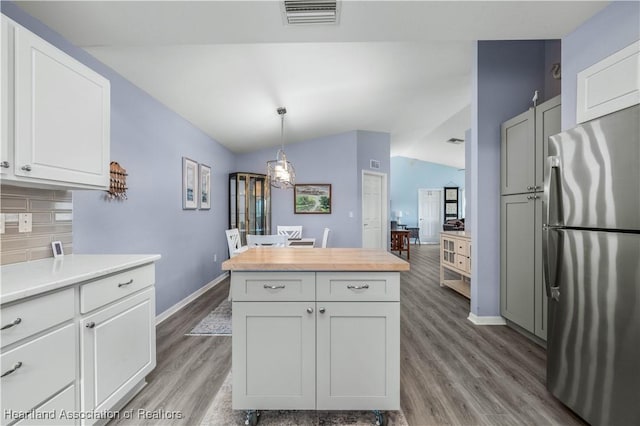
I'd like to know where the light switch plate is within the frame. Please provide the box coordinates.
[18,213,32,233]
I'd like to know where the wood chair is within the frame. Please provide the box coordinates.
[246,234,287,247]
[277,225,303,239]
[321,227,331,248]
[390,229,410,260]
[225,228,247,258]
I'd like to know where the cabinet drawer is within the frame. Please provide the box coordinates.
[231,272,315,301]
[0,324,75,422]
[455,240,469,256]
[80,263,155,313]
[316,272,400,302]
[456,256,469,273]
[15,385,76,426]
[1,288,74,348]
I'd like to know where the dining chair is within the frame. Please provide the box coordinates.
[225,228,247,258]
[246,234,287,247]
[321,227,331,248]
[277,225,303,239]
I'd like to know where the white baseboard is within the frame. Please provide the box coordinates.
[155,272,229,325]
[467,312,507,326]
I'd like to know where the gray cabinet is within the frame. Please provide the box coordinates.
[500,96,559,341]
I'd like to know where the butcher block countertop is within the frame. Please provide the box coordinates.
[222,248,410,271]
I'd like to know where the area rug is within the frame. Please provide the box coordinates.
[187,299,232,336]
[200,372,409,425]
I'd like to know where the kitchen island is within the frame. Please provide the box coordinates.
[222,248,409,426]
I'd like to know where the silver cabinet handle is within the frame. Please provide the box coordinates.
[1,318,22,330]
[306,307,313,314]
[527,195,540,200]
[0,161,9,168]
[86,322,96,329]
[263,284,285,289]
[527,186,533,191]
[347,284,369,290]
[319,307,326,314]
[1,362,23,378]
[118,279,134,288]
[21,165,32,172]
[534,185,542,191]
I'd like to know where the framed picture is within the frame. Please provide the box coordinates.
[294,184,332,214]
[51,241,64,258]
[182,157,198,209]
[199,164,211,210]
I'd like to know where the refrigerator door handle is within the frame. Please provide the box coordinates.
[542,227,562,299]
[544,156,562,228]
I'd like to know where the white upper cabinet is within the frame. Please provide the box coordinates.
[1,15,110,189]
[577,40,640,124]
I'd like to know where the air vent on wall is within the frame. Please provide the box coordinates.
[282,1,340,25]
[446,138,465,145]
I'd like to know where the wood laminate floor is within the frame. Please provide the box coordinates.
[112,245,583,425]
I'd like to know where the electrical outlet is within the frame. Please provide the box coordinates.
[0,214,5,234]
[214,254,218,262]
[18,213,32,233]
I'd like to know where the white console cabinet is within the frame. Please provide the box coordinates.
[0,255,159,426]
[0,15,110,190]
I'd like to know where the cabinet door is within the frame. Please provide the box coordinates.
[501,194,535,332]
[13,22,109,188]
[0,16,13,175]
[535,95,561,190]
[501,108,534,195]
[316,302,400,410]
[81,288,155,415]
[232,301,315,410]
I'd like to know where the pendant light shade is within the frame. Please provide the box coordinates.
[267,107,295,189]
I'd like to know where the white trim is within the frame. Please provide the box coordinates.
[467,312,507,326]
[155,272,229,325]
[361,170,388,249]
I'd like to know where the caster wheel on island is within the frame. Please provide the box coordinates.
[244,410,259,426]
[374,410,387,426]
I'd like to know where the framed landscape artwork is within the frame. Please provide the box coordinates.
[294,184,332,214]
[182,157,198,209]
[199,164,211,210]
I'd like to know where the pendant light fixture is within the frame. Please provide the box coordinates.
[267,107,295,189]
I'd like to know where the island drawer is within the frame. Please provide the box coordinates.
[231,272,315,301]
[1,288,74,349]
[80,263,155,313]
[316,272,400,302]
[0,324,75,419]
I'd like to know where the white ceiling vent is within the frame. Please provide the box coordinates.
[282,1,340,25]
[446,138,465,145]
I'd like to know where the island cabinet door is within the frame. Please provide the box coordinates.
[316,302,400,410]
[232,301,316,410]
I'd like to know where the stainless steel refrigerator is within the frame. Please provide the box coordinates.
[544,104,640,425]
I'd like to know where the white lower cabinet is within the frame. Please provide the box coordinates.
[232,271,400,412]
[81,287,156,415]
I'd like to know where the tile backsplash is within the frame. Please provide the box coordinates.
[0,185,73,265]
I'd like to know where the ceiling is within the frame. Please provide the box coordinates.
[15,1,608,169]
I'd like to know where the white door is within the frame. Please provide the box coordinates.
[81,288,156,413]
[14,21,110,187]
[316,302,400,410]
[362,172,386,249]
[232,301,316,410]
[418,189,442,244]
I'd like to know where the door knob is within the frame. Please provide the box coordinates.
[306,307,313,314]
[319,307,326,314]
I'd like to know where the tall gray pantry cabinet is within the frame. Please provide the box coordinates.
[500,95,560,341]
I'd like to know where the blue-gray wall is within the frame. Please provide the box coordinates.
[236,130,390,248]
[2,3,236,316]
[464,128,472,231]
[390,157,464,228]
[471,40,548,318]
[562,1,640,130]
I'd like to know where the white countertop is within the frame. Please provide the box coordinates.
[0,254,161,305]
